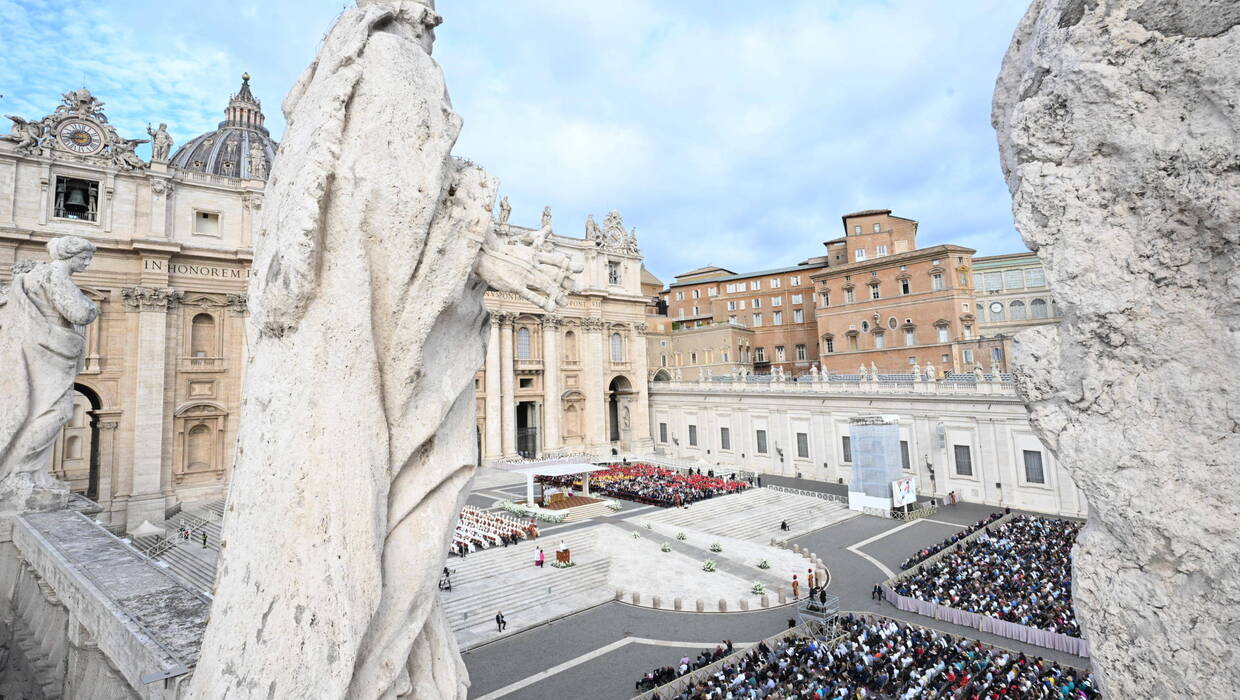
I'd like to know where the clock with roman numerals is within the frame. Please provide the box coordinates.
[57,120,104,155]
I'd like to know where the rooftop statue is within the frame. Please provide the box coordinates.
[188,2,571,698]
[0,237,99,511]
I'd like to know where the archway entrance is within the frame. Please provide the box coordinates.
[55,384,102,499]
[607,376,634,443]
[516,401,539,458]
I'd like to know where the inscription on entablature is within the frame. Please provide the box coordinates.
[144,259,252,279]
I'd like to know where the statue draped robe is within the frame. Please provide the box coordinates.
[188,3,500,698]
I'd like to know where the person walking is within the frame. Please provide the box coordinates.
[807,568,816,589]
[201,531,208,548]
[780,520,789,532]
[535,547,545,568]
[756,475,762,487]
[495,611,506,632]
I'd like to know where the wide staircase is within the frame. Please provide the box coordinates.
[635,488,855,542]
[129,499,225,595]
[439,528,608,637]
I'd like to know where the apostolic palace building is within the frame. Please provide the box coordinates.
[1,78,1082,532]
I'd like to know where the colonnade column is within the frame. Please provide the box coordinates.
[499,313,517,457]
[120,285,180,532]
[483,315,502,461]
[631,322,652,449]
[580,317,607,450]
[541,315,562,453]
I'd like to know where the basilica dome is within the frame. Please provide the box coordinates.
[169,73,278,180]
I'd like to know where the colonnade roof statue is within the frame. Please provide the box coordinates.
[993,1,1240,698]
[187,1,571,698]
[0,237,99,512]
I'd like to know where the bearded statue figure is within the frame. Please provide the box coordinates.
[0,236,98,510]
[188,2,571,699]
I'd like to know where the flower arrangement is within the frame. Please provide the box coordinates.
[676,532,687,541]
[550,560,575,568]
[497,501,567,523]
[645,521,653,530]
[631,531,641,539]
[702,560,717,573]
[709,542,723,553]
[605,500,623,511]
[757,559,771,570]
[661,543,672,553]
[751,582,765,595]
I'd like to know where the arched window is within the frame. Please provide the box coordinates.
[191,313,216,358]
[563,331,578,362]
[187,425,211,470]
[66,436,82,460]
[1031,298,1048,319]
[1010,300,1027,321]
[660,354,667,367]
[516,327,531,360]
[610,332,624,362]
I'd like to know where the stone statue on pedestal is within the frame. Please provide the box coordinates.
[0,237,99,511]
[188,2,571,699]
[497,195,511,227]
[248,139,268,180]
[147,122,173,161]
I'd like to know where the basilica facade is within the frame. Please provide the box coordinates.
[0,79,650,531]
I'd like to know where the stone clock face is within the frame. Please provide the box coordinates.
[57,120,104,154]
[990,302,1004,314]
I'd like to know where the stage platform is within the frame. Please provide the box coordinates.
[521,495,613,521]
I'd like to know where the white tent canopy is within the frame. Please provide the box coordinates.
[501,462,610,505]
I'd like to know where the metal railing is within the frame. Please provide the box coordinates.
[766,484,848,504]
[141,512,212,559]
[893,502,939,521]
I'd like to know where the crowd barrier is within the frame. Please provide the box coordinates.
[765,484,848,504]
[880,512,1090,658]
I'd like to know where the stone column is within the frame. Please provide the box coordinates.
[120,286,180,531]
[93,411,122,521]
[580,317,607,450]
[499,313,517,457]
[483,316,503,462]
[149,178,173,239]
[630,322,653,450]
[541,315,562,453]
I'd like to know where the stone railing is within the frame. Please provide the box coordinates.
[766,484,848,505]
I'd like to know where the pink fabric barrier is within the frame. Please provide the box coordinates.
[883,586,1090,658]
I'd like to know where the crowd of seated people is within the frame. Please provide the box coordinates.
[893,515,1082,637]
[541,464,747,508]
[900,512,1004,570]
[450,506,539,557]
[642,614,1097,699]
[636,641,735,693]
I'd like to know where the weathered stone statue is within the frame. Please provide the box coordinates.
[497,195,511,226]
[0,237,99,511]
[540,204,552,229]
[994,3,1240,697]
[2,115,45,155]
[585,213,601,241]
[187,2,571,699]
[248,139,268,180]
[146,122,173,161]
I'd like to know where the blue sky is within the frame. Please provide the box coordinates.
[0,0,1030,283]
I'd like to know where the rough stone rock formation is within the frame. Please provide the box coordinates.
[993,1,1240,697]
[0,236,98,513]
[187,2,570,698]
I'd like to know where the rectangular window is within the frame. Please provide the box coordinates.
[608,261,621,285]
[845,289,855,304]
[841,436,852,463]
[750,280,760,291]
[873,223,882,233]
[726,284,735,293]
[848,334,859,350]
[194,211,221,236]
[963,349,974,364]
[870,285,880,300]
[875,333,886,349]
[904,328,915,345]
[752,313,762,327]
[720,427,731,451]
[953,445,973,476]
[692,289,701,299]
[678,309,685,319]
[54,177,100,221]
[659,422,668,443]
[791,276,801,285]
[773,311,783,325]
[771,296,783,306]
[931,273,944,291]
[775,345,786,361]
[876,244,888,256]
[752,298,761,309]
[756,429,768,454]
[820,292,829,306]
[688,425,698,446]
[938,326,950,343]
[853,225,862,234]
[791,293,803,304]
[992,347,1004,364]
[985,272,1003,291]
[1025,267,1046,288]
[796,433,809,459]
[771,278,782,288]
[755,347,765,362]
[676,291,685,301]
[518,377,533,389]
[900,279,910,295]
[728,316,737,325]
[941,353,950,363]
[1023,450,1046,484]
[1004,270,1024,289]
[795,344,806,360]
[708,287,717,297]
[793,309,804,323]
[825,337,835,353]
[855,249,867,261]
[727,300,737,311]
[692,306,699,315]
[963,325,974,339]
[900,440,910,471]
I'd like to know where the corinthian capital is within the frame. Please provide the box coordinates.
[579,317,606,332]
[121,286,182,312]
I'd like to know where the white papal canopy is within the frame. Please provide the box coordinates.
[497,459,609,506]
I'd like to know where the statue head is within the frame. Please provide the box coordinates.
[47,236,96,273]
[159,122,168,130]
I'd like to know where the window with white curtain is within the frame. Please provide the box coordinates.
[1023,450,1045,484]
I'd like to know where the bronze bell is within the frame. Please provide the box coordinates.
[64,187,89,212]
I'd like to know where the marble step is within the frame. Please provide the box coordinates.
[442,560,610,631]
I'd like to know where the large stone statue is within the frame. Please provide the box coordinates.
[994,3,1240,698]
[188,2,570,698]
[146,122,173,161]
[0,236,99,511]
[248,139,268,180]
[497,195,511,227]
